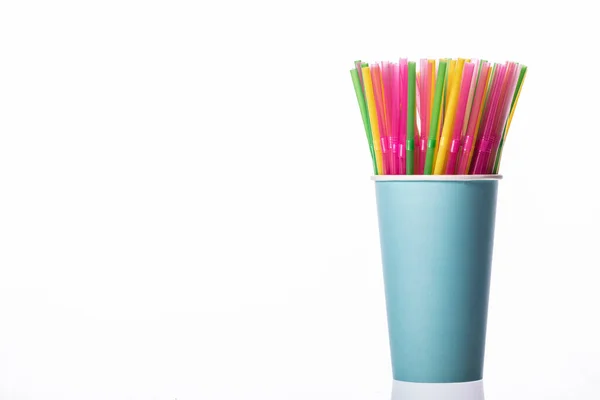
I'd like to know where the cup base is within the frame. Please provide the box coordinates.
[391,380,484,400]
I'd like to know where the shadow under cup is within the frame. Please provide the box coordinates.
[374,175,499,384]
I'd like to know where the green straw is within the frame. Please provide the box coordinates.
[406,62,416,174]
[493,65,527,174]
[423,60,448,174]
[350,68,377,174]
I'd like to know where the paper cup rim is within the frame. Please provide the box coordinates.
[371,174,502,182]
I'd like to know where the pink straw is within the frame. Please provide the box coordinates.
[471,64,507,174]
[478,62,514,174]
[486,63,520,172]
[456,62,490,175]
[462,60,479,137]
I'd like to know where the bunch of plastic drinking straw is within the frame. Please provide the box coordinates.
[350,58,527,175]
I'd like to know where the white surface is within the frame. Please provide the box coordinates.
[1,0,600,399]
[392,380,484,400]
[372,174,502,181]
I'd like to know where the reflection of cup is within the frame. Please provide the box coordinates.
[373,175,500,400]
[392,380,484,399]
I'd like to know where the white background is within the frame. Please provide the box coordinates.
[0,0,599,399]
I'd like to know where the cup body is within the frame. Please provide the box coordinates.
[374,175,499,383]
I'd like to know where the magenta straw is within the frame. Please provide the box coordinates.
[415,74,421,174]
[382,62,397,174]
[398,59,408,174]
[423,61,432,174]
[445,62,474,174]
[381,62,392,174]
[414,119,420,175]
[390,63,401,174]
[418,59,428,174]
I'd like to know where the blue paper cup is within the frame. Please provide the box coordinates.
[374,175,500,399]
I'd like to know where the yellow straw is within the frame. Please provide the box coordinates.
[447,61,455,92]
[362,66,384,174]
[445,60,456,111]
[377,70,389,136]
[434,58,465,174]
[433,82,445,167]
